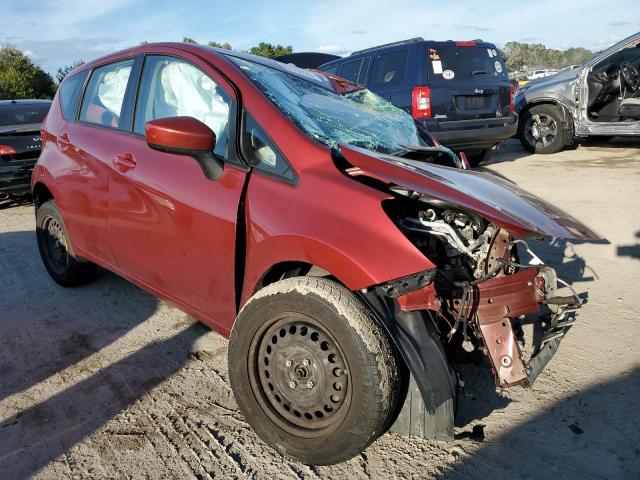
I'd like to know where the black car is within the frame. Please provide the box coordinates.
[0,99,51,197]
[318,38,517,164]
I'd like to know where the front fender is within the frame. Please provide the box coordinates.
[241,168,435,306]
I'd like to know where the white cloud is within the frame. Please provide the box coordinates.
[317,45,351,56]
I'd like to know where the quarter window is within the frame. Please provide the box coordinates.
[134,56,232,160]
[339,59,362,83]
[59,70,89,121]
[242,112,295,182]
[79,59,134,128]
[370,51,408,87]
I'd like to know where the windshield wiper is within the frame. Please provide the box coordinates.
[471,69,488,75]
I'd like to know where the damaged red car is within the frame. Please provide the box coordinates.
[33,43,602,465]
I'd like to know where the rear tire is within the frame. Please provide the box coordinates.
[228,276,401,465]
[466,148,493,167]
[36,200,96,287]
[518,104,566,154]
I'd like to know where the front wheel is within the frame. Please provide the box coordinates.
[228,277,401,465]
[519,104,566,154]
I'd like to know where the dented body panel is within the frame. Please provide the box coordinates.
[340,143,603,241]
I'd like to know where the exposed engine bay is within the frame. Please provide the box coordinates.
[382,188,581,388]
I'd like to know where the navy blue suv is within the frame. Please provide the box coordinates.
[318,38,517,164]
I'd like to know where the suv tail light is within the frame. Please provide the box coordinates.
[412,86,432,119]
[456,41,476,47]
[0,145,17,156]
[509,83,515,113]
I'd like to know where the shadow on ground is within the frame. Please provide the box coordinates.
[0,230,208,478]
[617,229,640,260]
[440,369,640,480]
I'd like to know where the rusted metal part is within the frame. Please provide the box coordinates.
[478,318,528,387]
[447,269,543,387]
[474,269,540,323]
[397,283,441,312]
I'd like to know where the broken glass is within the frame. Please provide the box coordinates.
[227,56,425,154]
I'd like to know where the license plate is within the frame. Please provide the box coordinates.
[465,96,488,109]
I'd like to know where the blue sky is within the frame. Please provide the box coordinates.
[1,0,639,74]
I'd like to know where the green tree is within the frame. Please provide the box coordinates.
[248,42,293,58]
[182,36,198,44]
[501,41,594,72]
[207,41,232,50]
[0,46,55,99]
[56,60,85,84]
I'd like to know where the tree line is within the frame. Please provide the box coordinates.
[499,41,594,72]
[1,39,593,100]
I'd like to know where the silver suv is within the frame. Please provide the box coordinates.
[515,32,640,154]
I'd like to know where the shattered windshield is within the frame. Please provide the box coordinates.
[226,55,424,154]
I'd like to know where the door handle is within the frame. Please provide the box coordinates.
[57,133,70,149]
[112,153,136,171]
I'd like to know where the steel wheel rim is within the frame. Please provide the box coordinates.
[525,113,558,148]
[41,216,69,275]
[248,313,351,438]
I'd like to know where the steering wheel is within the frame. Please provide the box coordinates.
[620,61,640,92]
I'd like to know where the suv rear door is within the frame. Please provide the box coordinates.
[425,43,511,122]
[366,49,411,112]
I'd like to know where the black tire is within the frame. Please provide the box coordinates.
[466,148,492,167]
[36,200,96,287]
[518,104,566,154]
[228,276,401,465]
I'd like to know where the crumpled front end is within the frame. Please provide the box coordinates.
[339,143,598,389]
[386,219,581,389]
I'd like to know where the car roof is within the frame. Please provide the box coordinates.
[0,99,52,106]
[71,42,356,95]
[318,38,497,69]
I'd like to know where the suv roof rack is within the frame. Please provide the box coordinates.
[351,37,425,56]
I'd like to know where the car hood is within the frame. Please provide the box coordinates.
[523,68,579,90]
[340,144,603,241]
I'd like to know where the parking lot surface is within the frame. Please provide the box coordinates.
[1,138,639,479]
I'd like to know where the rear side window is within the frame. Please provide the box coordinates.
[242,112,295,182]
[0,103,50,126]
[339,59,362,83]
[426,45,508,82]
[370,51,408,87]
[79,59,134,129]
[59,70,88,121]
[320,64,337,74]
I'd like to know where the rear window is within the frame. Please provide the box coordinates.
[0,103,50,127]
[426,45,508,82]
[370,50,408,87]
[59,70,89,121]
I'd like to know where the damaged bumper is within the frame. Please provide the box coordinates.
[471,267,579,387]
[395,265,581,389]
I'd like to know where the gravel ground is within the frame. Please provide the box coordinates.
[1,138,639,479]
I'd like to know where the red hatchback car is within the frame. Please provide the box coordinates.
[33,43,601,465]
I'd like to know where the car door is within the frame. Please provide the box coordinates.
[107,51,246,332]
[366,49,411,113]
[60,59,136,266]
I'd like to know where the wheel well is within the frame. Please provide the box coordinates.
[256,262,332,292]
[32,182,53,208]
[520,100,575,140]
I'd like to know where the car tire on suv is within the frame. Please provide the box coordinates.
[36,200,96,287]
[518,104,565,154]
[228,276,401,465]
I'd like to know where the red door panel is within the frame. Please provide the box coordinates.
[107,133,246,333]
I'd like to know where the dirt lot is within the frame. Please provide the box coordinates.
[1,138,639,479]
